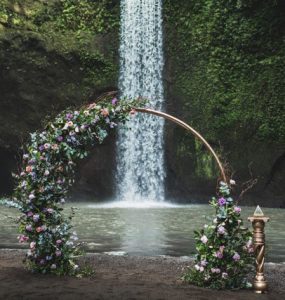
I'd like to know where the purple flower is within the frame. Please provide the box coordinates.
[66,113,73,120]
[28,159,36,165]
[217,226,225,235]
[39,145,45,151]
[216,251,223,259]
[56,239,62,245]
[234,206,241,214]
[218,197,226,206]
[27,211,33,217]
[30,172,36,179]
[55,250,62,257]
[111,98,118,105]
[200,260,208,267]
[40,259,45,265]
[25,224,33,232]
[233,252,240,261]
[18,235,29,243]
[57,136,63,142]
[32,214,40,222]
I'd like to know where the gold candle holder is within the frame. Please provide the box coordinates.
[248,205,270,294]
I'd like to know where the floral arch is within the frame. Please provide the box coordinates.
[13,93,253,288]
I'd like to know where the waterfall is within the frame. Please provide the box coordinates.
[116,0,165,202]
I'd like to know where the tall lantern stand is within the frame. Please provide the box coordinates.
[248,205,270,294]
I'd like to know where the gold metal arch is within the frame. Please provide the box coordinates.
[91,91,227,183]
[135,107,227,183]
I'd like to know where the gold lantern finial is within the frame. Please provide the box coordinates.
[248,206,270,294]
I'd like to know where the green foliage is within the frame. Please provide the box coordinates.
[0,0,120,90]
[164,0,285,144]
[183,182,254,289]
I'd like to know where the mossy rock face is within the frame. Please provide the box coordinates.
[0,0,120,150]
[163,0,285,205]
[0,0,120,196]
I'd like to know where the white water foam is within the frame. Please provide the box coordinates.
[87,201,182,209]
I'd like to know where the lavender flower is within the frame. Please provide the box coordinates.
[33,214,40,222]
[66,113,73,120]
[28,159,36,165]
[200,260,208,267]
[26,224,33,232]
[234,206,241,214]
[215,251,223,259]
[218,197,226,206]
[39,145,45,152]
[233,252,240,261]
[57,136,63,142]
[217,226,225,235]
[111,98,118,105]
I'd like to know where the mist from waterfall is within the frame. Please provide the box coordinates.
[116,0,165,202]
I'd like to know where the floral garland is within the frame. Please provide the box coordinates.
[183,181,254,289]
[13,96,140,275]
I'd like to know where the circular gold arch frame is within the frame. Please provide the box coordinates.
[134,107,227,183]
[96,92,226,183]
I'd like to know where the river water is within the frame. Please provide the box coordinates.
[1,203,284,262]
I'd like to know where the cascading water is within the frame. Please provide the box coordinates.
[116,0,165,202]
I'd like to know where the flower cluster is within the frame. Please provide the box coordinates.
[13,95,142,275]
[183,181,254,289]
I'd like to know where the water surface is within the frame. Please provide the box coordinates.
[0,203,284,262]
